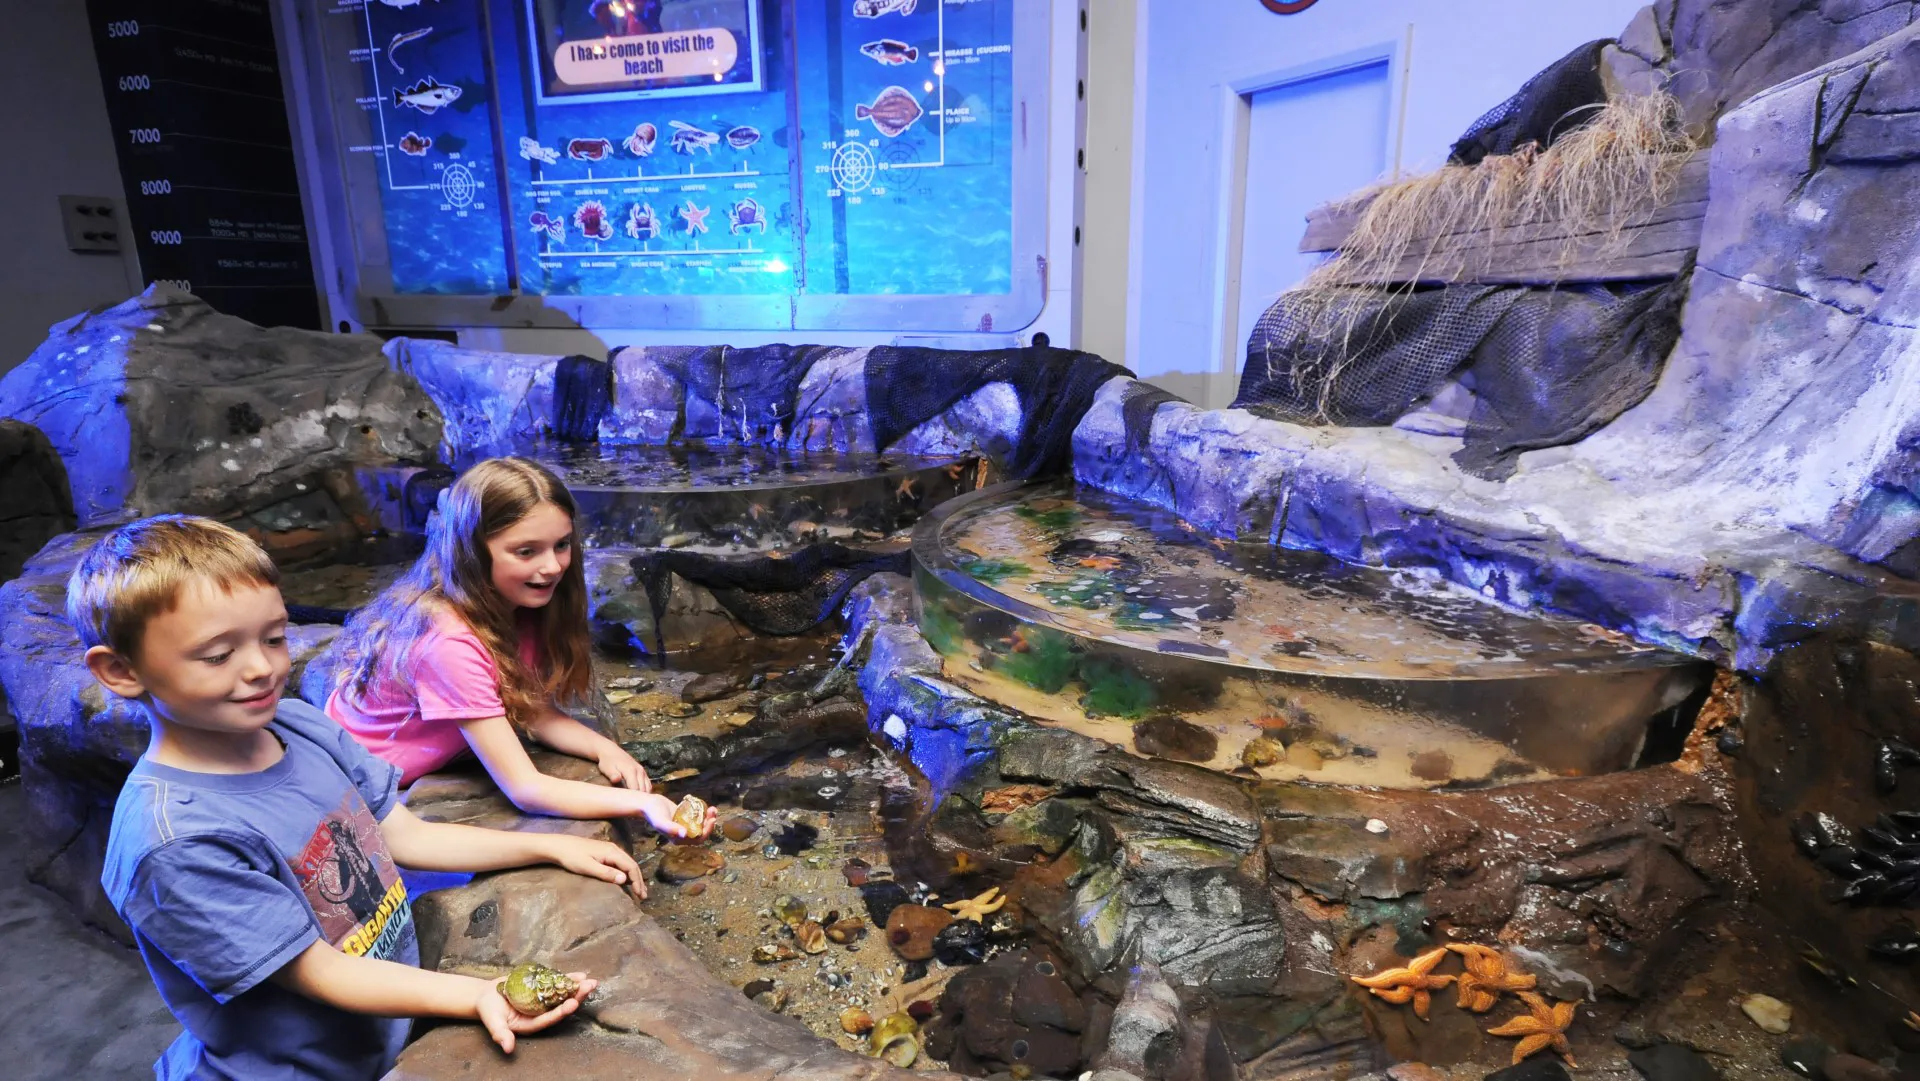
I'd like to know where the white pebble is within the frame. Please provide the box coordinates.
[1741,993,1791,1034]
[1365,819,1388,834]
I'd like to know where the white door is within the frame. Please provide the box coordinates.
[1234,62,1392,370]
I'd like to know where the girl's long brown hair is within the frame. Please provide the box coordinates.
[334,457,592,730]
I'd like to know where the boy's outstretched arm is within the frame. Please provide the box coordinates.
[271,940,595,1054]
[378,801,649,899]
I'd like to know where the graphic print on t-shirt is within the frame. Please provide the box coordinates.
[292,791,413,959]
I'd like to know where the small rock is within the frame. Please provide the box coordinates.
[1410,750,1454,782]
[906,999,934,1022]
[1741,993,1791,1034]
[741,979,775,998]
[722,711,754,727]
[932,918,989,965]
[1388,1064,1445,1081]
[862,880,911,926]
[843,858,872,887]
[683,672,746,703]
[1288,743,1325,771]
[1242,736,1285,768]
[885,904,955,961]
[1487,1058,1573,1081]
[719,815,759,842]
[1628,1043,1722,1081]
[1365,818,1389,834]
[841,1007,874,1035]
[682,881,707,897]
[1782,1039,1832,1078]
[607,675,653,691]
[1132,715,1219,762]
[753,943,800,963]
[827,917,867,944]
[657,845,725,883]
[1822,1054,1897,1081]
[772,821,819,855]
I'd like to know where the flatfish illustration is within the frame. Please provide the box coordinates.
[855,85,924,138]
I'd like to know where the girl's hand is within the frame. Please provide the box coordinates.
[595,743,651,794]
[477,972,597,1053]
[544,835,646,900]
[636,793,717,842]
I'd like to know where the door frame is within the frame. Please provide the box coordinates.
[1205,32,1412,401]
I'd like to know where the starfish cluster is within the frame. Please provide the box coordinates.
[1349,944,1578,1066]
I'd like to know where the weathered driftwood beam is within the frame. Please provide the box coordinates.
[1297,152,1708,285]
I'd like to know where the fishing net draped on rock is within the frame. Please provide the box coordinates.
[1450,38,1613,165]
[631,544,911,650]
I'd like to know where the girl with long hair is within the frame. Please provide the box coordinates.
[326,457,714,840]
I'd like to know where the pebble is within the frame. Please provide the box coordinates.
[1387,1064,1444,1081]
[1740,993,1792,1034]
[1365,819,1389,834]
[656,846,724,883]
[607,675,653,691]
[720,816,759,842]
[1781,1039,1832,1079]
[841,1007,874,1035]
[683,672,746,703]
[885,904,954,961]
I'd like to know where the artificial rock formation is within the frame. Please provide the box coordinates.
[0,420,73,583]
[0,285,440,530]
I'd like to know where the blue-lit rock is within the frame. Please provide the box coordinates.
[0,419,73,583]
[384,337,558,465]
[0,286,440,529]
[787,347,875,453]
[604,345,691,443]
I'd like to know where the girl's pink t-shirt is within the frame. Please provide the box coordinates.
[326,614,540,786]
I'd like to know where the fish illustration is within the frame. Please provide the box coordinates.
[852,0,917,17]
[669,120,719,155]
[388,27,432,73]
[528,211,564,242]
[377,0,436,8]
[397,131,432,156]
[568,137,613,161]
[393,77,461,113]
[725,125,761,150]
[518,136,559,164]
[625,202,660,241]
[855,85,923,137]
[624,122,657,157]
[727,197,766,235]
[680,201,711,236]
[573,199,614,241]
[859,39,918,65]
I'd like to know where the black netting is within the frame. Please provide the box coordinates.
[650,344,833,443]
[865,342,1130,478]
[1455,272,1689,479]
[1117,379,1186,457]
[1234,285,1523,426]
[631,544,911,651]
[552,354,613,442]
[1450,39,1613,165]
[1233,274,1689,480]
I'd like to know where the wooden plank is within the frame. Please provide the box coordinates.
[1296,151,1710,284]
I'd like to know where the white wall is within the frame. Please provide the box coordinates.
[0,0,141,378]
[1124,0,1648,405]
[1078,0,1137,368]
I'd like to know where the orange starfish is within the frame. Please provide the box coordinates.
[1077,555,1125,571]
[896,476,920,500]
[1447,944,1536,1013]
[1350,947,1455,1020]
[1486,991,1578,1066]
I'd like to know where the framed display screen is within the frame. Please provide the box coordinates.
[282,0,1049,333]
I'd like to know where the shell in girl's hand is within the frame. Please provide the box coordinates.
[501,962,578,1016]
[673,795,710,837]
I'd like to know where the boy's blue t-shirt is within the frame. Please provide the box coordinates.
[102,698,420,1081]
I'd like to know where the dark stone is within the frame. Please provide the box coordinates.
[682,671,745,703]
[0,287,440,529]
[0,422,73,585]
[927,946,1086,1078]
[1822,1053,1897,1081]
[719,816,758,842]
[860,880,911,927]
[1628,1043,1722,1081]
[885,904,954,962]
[464,900,498,940]
[932,918,990,965]
[1487,1057,1573,1081]
[771,820,818,855]
[741,979,775,999]
[1782,1038,1833,1078]
[1132,715,1219,763]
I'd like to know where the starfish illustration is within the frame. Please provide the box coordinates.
[1486,991,1578,1066]
[1447,944,1536,1013]
[1350,947,1456,1021]
[942,886,1006,922]
[681,201,710,236]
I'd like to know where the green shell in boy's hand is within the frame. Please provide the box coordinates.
[501,962,579,1016]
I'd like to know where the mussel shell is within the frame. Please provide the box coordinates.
[1869,929,1920,960]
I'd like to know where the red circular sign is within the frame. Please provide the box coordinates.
[1260,0,1321,12]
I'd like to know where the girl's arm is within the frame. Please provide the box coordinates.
[459,713,690,834]
[378,801,645,898]
[271,940,594,1054]
[524,705,651,793]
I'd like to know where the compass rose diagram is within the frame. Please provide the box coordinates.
[829,142,876,195]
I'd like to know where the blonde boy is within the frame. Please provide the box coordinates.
[71,515,640,1080]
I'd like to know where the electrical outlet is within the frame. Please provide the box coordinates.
[60,195,124,253]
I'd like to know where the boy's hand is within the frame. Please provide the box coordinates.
[595,743,651,793]
[636,793,718,843]
[477,972,596,1053]
[544,835,646,900]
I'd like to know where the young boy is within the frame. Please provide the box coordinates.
[70,515,646,1080]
